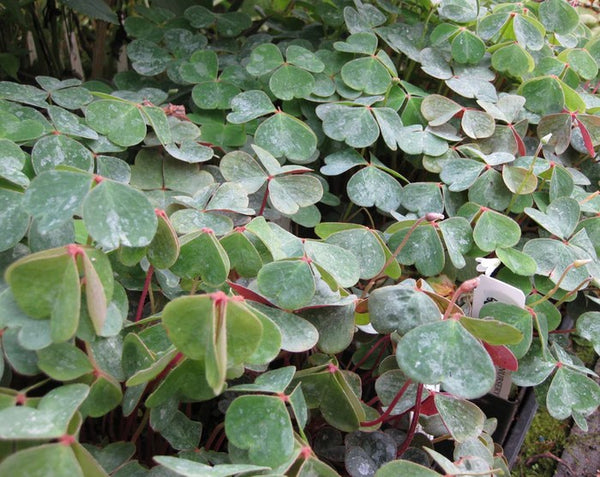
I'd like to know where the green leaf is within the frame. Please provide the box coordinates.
[6,247,81,342]
[525,197,580,239]
[347,165,402,213]
[334,32,378,55]
[321,149,368,176]
[37,342,94,380]
[249,303,318,353]
[492,43,535,78]
[0,383,89,439]
[257,259,315,310]
[421,94,462,126]
[127,39,170,76]
[80,374,122,417]
[141,105,172,146]
[576,312,600,354]
[229,366,296,393]
[461,110,495,139]
[438,0,478,23]
[60,0,118,23]
[24,170,92,234]
[496,247,537,276]
[519,76,565,114]
[539,0,579,35]
[192,81,240,110]
[225,395,294,467]
[86,100,147,147]
[147,212,179,269]
[47,105,98,139]
[341,57,391,95]
[286,45,324,73]
[438,217,473,269]
[179,50,218,83]
[171,230,230,285]
[269,65,314,100]
[269,174,323,215]
[547,367,600,420]
[369,283,440,335]
[564,48,598,80]
[513,14,545,50]
[316,103,379,148]
[154,456,268,477]
[325,228,386,279]
[221,232,262,278]
[523,238,590,291]
[473,210,521,252]
[459,316,524,346]
[502,166,537,195]
[246,43,284,76]
[303,240,360,288]
[0,189,29,252]
[440,159,485,191]
[227,90,276,123]
[215,12,251,37]
[451,30,485,64]
[478,13,510,40]
[31,135,94,173]
[254,113,317,162]
[396,319,496,399]
[301,302,355,354]
[479,302,532,359]
[434,393,485,442]
[0,444,83,477]
[83,180,157,250]
[388,224,445,276]
[376,460,440,477]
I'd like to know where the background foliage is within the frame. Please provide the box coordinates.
[1,0,600,476]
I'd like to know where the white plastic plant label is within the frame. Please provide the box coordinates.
[472,275,526,400]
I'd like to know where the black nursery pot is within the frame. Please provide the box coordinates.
[473,387,538,468]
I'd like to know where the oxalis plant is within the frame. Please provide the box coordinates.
[0,0,600,475]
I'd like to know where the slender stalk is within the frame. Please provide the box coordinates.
[135,265,154,322]
[350,335,389,372]
[396,384,423,457]
[258,179,271,216]
[360,379,412,427]
[131,409,150,444]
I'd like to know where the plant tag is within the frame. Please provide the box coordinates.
[472,275,525,400]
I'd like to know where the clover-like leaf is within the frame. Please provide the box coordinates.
[254,113,317,162]
[31,134,94,173]
[524,197,580,239]
[316,103,379,148]
[268,174,323,215]
[547,367,600,421]
[0,189,29,252]
[86,100,147,147]
[396,319,496,399]
[225,395,294,467]
[539,0,579,35]
[83,180,157,250]
[226,90,276,123]
[369,283,440,335]
[576,312,600,354]
[388,224,445,276]
[257,259,315,310]
[347,165,402,212]
[473,210,521,252]
[171,230,230,285]
[434,393,485,442]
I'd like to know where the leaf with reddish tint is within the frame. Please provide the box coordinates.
[483,343,518,371]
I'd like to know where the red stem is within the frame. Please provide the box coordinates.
[135,265,154,322]
[350,335,390,372]
[258,179,271,216]
[361,379,412,427]
[396,383,424,457]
